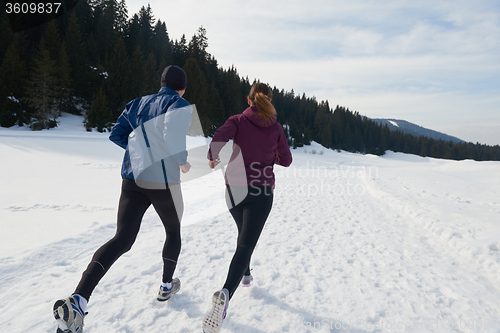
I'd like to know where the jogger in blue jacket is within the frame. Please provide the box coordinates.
[53,66,192,333]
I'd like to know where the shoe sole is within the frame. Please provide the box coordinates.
[157,291,178,302]
[53,299,72,332]
[202,290,228,333]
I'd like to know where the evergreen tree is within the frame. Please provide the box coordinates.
[188,26,209,63]
[39,21,61,61]
[303,127,313,146]
[183,28,224,133]
[218,65,243,119]
[205,79,225,131]
[26,48,60,130]
[0,37,28,127]
[86,32,100,65]
[321,124,333,149]
[115,0,129,35]
[313,101,331,144]
[85,88,113,132]
[130,45,147,97]
[65,11,89,112]
[65,11,86,74]
[332,106,345,147]
[57,43,73,114]
[74,0,94,39]
[105,37,132,118]
[379,125,389,154]
[172,35,188,66]
[420,138,430,157]
[126,13,143,55]
[282,123,290,142]
[183,57,211,134]
[97,0,119,62]
[152,20,172,67]
[131,4,155,55]
[0,11,14,61]
[144,52,159,93]
[342,123,353,150]
[353,126,363,152]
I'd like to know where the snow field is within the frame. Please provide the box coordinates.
[0,114,499,332]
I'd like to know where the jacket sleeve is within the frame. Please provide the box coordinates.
[163,102,193,166]
[207,116,238,160]
[275,125,292,167]
[109,102,135,149]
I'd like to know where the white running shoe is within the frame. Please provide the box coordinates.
[202,289,229,333]
[157,278,181,301]
[53,295,87,333]
[241,274,253,287]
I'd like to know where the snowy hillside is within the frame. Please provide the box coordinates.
[1,114,499,333]
[372,119,464,143]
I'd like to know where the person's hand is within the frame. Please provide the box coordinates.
[179,162,191,173]
[209,158,220,169]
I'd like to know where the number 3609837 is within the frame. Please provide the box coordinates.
[5,2,62,14]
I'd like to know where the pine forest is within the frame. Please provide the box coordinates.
[1,0,499,161]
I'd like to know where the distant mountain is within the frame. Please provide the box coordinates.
[372,119,464,143]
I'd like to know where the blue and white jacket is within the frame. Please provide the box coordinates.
[109,87,192,183]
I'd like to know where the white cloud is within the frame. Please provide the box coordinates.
[127,0,500,145]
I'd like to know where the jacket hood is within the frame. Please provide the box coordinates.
[242,106,277,128]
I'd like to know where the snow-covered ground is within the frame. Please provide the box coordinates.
[1,113,499,333]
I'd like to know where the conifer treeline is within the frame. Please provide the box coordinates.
[1,0,499,161]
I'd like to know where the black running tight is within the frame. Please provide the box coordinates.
[74,179,183,301]
[223,186,274,299]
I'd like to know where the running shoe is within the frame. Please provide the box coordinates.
[157,278,181,301]
[53,295,87,333]
[241,274,253,287]
[202,288,229,333]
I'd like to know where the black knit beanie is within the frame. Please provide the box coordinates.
[161,65,187,90]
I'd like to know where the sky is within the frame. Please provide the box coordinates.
[127,0,500,146]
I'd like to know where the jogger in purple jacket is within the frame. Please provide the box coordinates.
[203,82,292,333]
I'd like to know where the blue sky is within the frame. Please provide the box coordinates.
[128,0,500,145]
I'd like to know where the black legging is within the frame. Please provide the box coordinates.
[74,179,183,301]
[223,186,274,299]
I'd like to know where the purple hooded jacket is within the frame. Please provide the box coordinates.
[208,106,292,188]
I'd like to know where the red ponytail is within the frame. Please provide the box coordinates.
[248,82,276,125]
